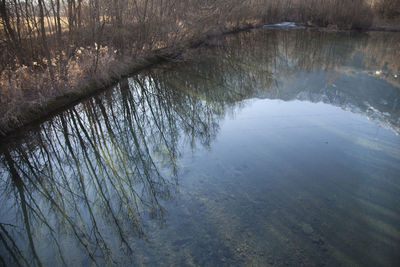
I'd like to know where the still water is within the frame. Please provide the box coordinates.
[0,28,400,266]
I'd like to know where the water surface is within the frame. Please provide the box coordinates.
[0,29,400,266]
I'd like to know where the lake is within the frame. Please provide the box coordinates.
[0,28,399,266]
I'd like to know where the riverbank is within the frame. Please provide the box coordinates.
[0,22,261,137]
[1,0,399,137]
[2,20,400,138]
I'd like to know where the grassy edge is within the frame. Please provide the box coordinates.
[0,23,260,139]
[2,20,400,139]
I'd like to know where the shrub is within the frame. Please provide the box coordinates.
[375,0,400,19]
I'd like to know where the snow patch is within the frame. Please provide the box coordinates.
[264,22,304,28]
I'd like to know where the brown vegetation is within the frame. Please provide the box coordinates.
[0,0,398,135]
[260,0,374,29]
[374,0,400,19]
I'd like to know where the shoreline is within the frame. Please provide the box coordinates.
[1,22,399,139]
[0,23,260,139]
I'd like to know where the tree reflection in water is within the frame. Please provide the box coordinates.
[0,72,229,265]
[1,28,399,266]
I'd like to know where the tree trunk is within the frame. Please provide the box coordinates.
[38,0,55,81]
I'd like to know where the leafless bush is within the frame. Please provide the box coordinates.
[257,0,373,29]
[374,0,400,19]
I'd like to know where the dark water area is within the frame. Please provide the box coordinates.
[0,28,400,266]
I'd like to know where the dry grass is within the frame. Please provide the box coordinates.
[374,0,400,19]
[0,0,397,135]
[258,0,374,29]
